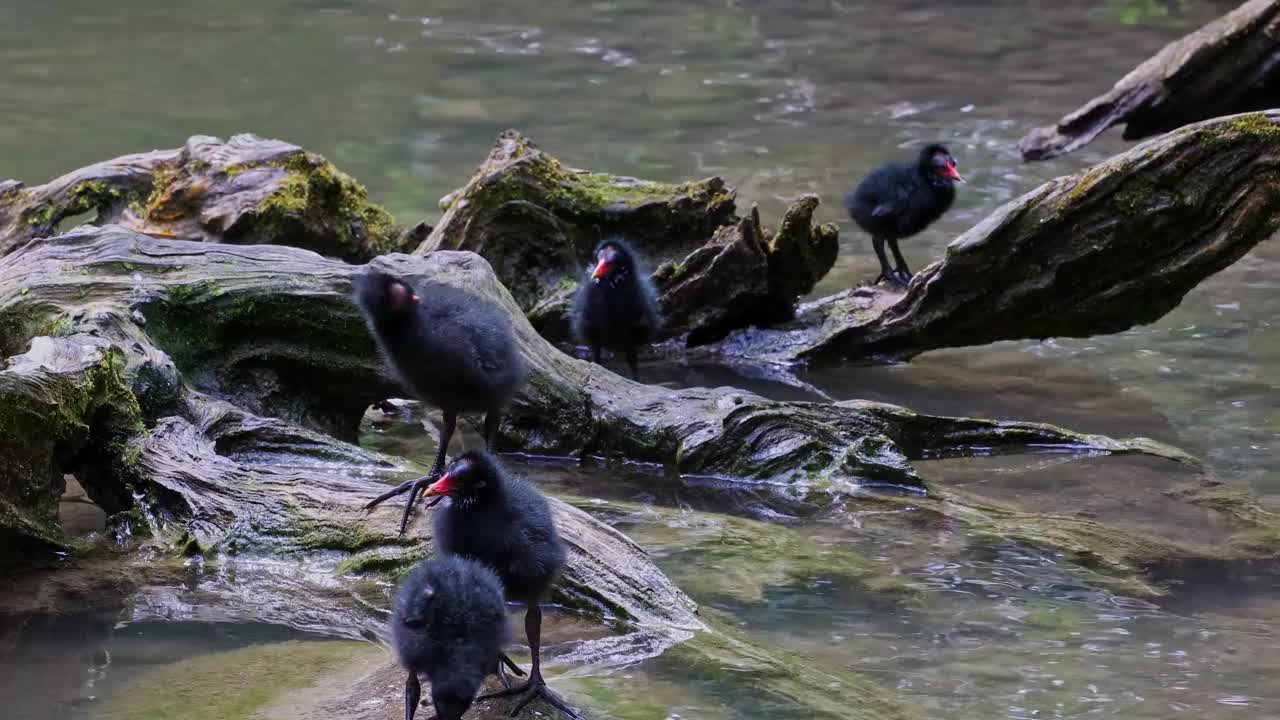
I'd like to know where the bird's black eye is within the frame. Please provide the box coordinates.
[403,617,425,629]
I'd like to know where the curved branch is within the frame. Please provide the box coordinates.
[1020,0,1280,161]
[708,111,1280,364]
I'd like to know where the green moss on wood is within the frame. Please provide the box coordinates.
[249,152,402,260]
[24,202,57,227]
[334,545,426,578]
[1227,112,1280,138]
[286,517,416,553]
[0,342,145,562]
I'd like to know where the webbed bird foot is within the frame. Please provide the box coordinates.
[889,268,913,287]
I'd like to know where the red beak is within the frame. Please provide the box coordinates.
[410,294,420,303]
[591,259,611,281]
[423,473,451,497]
[945,162,964,183]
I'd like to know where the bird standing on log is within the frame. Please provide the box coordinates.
[420,450,581,719]
[354,269,526,533]
[572,237,662,381]
[844,143,963,287]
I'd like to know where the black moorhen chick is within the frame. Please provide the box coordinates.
[420,450,581,720]
[572,237,661,381]
[844,143,963,287]
[354,270,527,534]
[392,555,511,720]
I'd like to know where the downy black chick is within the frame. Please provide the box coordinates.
[354,269,527,534]
[844,144,963,287]
[419,450,580,719]
[391,555,510,720]
[572,238,661,381]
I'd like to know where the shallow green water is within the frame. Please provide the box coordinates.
[2,0,1278,718]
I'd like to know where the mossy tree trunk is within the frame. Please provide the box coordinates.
[0,226,1194,497]
[413,113,1280,367]
[1019,0,1280,161]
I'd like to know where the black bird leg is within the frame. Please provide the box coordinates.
[871,235,894,285]
[483,410,501,451]
[591,346,602,366]
[887,237,912,285]
[492,651,527,690]
[625,347,640,382]
[405,672,422,720]
[363,409,460,533]
[433,410,457,476]
[477,605,582,719]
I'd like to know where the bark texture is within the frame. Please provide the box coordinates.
[709,111,1280,364]
[1020,0,1280,161]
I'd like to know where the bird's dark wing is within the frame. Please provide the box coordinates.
[870,203,894,217]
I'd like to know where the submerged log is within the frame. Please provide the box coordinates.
[707,111,1280,364]
[0,133,411,262]
[1020,0,1280,161]
[415,130,837,344]
[125,398,916,720]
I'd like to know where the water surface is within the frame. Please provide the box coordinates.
[1,0,1277,718]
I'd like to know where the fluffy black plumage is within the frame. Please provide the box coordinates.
[571,238,662,381]
[430,450,565,604]
[354,269,527,533]
[423,450,579,718]
[391,555,509,720]
[844,143,962,286]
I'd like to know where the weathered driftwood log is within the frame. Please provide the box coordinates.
[1020,0,1280,161]
[128,398,916,720]
[3,222,1272,601]
[0,227,1188,500]
[0,329,916,716]
[706,111,1280,365]
[0,337,143,562]
[415,130,837,344]
[0,134,411,261]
